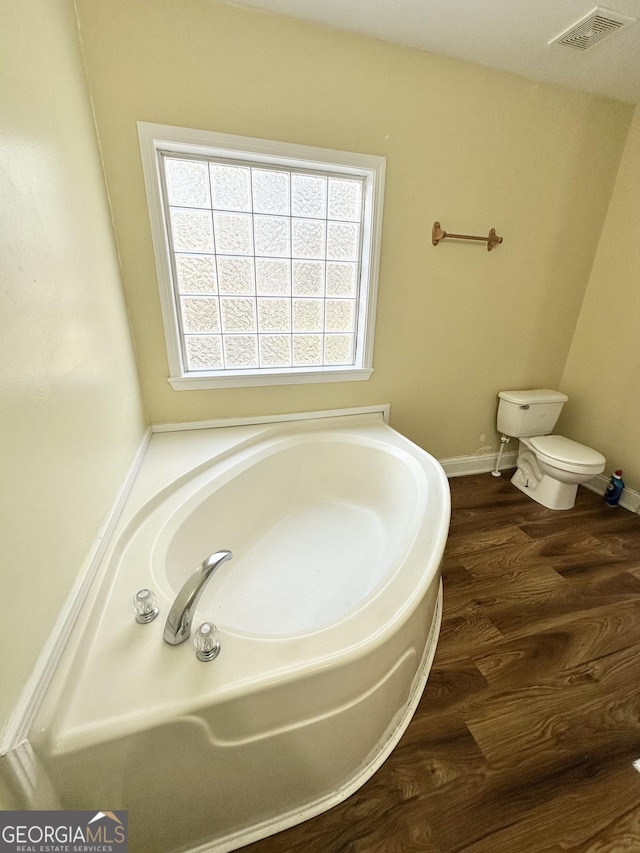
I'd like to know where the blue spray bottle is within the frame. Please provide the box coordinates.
[604,470,624,507]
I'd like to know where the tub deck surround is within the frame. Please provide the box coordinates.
[31,412,450,853]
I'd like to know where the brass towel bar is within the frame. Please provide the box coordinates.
[432,221,503,252]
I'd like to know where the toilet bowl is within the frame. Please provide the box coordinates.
[511,435,605,510]
[497,389,606,511]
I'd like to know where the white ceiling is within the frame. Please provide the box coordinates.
[224,0,640,104]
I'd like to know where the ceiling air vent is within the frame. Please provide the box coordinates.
[550,7,636,50]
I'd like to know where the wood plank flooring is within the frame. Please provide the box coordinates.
[243,474,640,853]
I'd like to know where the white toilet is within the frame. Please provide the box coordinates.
[497,389,605,510]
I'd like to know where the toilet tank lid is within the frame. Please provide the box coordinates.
[498,389,568,405]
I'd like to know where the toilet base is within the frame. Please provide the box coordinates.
[511,449,578,510]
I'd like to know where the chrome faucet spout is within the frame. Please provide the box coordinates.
[163,550,232,645]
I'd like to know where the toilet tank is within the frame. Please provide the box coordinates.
[497,389,568,437]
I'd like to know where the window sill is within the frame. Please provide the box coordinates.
[168,367,374,391]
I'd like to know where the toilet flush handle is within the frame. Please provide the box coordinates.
[519,404,530,410]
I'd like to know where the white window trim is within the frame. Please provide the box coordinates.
[137,122,386,390]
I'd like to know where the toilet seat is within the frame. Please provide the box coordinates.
[528,435,605,475]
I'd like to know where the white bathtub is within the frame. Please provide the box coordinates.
[32,412,450,853]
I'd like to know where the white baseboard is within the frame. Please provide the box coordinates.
[440,452,640,515]
[582,473,640,514]
[0,428,152,759]
[439,450,519,478]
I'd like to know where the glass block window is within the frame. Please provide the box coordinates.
[164,156,364,373]
[138,123,385,389]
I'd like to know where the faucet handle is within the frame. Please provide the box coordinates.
[133,588,159,623]
[194,622,220,662]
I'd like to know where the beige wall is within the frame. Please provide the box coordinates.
[560,107,640,494]
[74,0,631,458]
[0,0,146,732]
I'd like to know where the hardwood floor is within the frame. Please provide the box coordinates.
[243,474,640,853]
